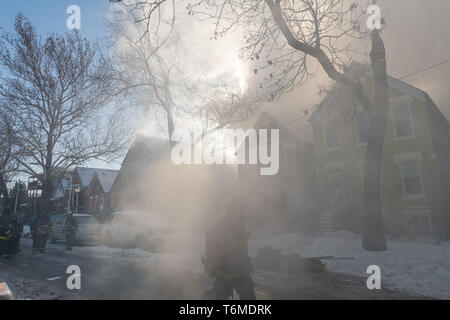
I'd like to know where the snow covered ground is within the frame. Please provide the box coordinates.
[49,229,449,299]
[77,232,206,275]
[249,229,450,299]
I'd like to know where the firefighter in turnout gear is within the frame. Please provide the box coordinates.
[0,207,14,258]
[202,197,256,300]
[64,213,77,250]
[31,209,52,253]
[10,214,23,256]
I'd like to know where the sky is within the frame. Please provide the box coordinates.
[0,0,108,41]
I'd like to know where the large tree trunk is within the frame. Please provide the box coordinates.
[41,142,54,215]
[362,30,388,251]
[40,173,53,216]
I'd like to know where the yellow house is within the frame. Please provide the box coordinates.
[310,75,450,240]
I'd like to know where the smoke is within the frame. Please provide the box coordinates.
[86,0,450,299]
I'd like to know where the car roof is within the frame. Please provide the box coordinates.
[52,213,94,217]
[109,211,175,229]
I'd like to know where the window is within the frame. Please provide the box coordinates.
[405,208,432,237]
[325,119,338,149]
[399,161,424,196]
[355,110,369,144]
[392,103,413,138]
[99,195,104,211]
[408,215,431,236]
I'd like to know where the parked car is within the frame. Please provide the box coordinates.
[50,213,102,245]
[101,211,176,251]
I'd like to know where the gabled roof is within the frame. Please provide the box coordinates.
[310,70,433,122]
[85,169,119,196]
[96,170,119,193]
[121,135,171,167]
[75,167,119,188]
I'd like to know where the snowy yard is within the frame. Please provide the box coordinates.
[75,229,450,299]
[249,230,450,299]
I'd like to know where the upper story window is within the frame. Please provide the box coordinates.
[325,119,338,149]
[392,102,414,138]
[355,110,369,144]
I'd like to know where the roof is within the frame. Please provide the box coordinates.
[60,178,71,190]
[95,170,119,193]
[75,167,119,188]
[310,62,432,122]
[121,135,171,167]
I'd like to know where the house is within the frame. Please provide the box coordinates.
[49,176,71,213]
[84,169,119,218]
[310,69,450,240]
[28,170,74,214]
[235,111,319,234]
[109,134,236,230]
[71,167,120,213]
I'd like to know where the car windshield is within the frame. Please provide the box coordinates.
[75,216,98,225]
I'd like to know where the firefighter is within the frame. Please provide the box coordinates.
[202,197,256,300]
[0,207,14,258]
[37,214,52,253]
[64,213,77,250]
[31,206,53,253]
[30,212,41,254]
[10,214,23,255]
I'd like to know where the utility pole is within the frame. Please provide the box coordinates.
[67,172,73,214]
[14,184,19,213]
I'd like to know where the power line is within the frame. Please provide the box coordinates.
[397,59,450,80]
[284,59,450,127]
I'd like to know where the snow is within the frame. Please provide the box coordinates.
[22,225,31,238]
[78,232,206,275]
[64,227,450,299]
[249,229,450,299]
[96,171,119,193]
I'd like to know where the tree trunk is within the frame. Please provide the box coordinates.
[41,141,54,215]
[167,106,175,148]
[362,30,388,251]
[0,172,9,208]
[40,173,53,216]
[164,81,176,148]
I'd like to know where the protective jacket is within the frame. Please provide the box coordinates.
[64,215,78,235]
[0,215,13,241]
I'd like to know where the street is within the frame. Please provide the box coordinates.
[0,238,425,300]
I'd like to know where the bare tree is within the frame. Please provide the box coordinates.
[0,109,18,207]
[200,88,261,136]
[112,0,389,251]
[196,0,388,251]
[105,4,259,146]
[104,19,179,146]
[0,14,127,212]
